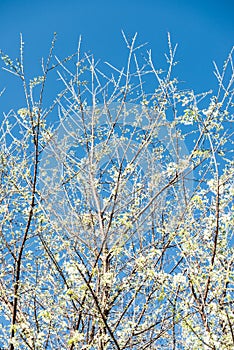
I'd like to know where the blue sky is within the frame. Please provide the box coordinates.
[0,0,233,112]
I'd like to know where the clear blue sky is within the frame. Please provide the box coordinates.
[0,0,233,112]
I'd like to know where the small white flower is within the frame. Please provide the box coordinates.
[17,108,29,117]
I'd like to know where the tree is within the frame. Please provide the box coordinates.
[0,33,233,349]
